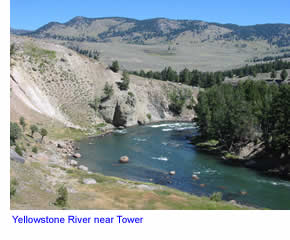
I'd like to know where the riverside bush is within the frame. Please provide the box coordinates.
[210,192,223,202]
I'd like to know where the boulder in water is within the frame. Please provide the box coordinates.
[200,184,206,187]
[169,171,176,175]
[192,174,199,180]
[73,153,81,158]
[120,156,129,163]
[240,190,247,195]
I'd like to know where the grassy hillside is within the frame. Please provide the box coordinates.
[11,17,289,72]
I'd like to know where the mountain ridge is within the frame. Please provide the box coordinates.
[14,16,290,47]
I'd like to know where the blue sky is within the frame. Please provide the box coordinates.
[11,0,290,30]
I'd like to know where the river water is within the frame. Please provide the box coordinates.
[77,122,290,209]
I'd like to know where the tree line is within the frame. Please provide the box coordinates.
[194,80,290,158]
[130,60,290,88]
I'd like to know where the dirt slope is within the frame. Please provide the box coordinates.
[10,35,198,133]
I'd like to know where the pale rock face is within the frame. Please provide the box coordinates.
[82,178,97,184]
[78,165,89,171]
[70,159,78,166]
[10,36,199,129]
[73,153,81,158]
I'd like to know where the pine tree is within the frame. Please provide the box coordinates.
[280,69,288,81]
[110,60,120,73]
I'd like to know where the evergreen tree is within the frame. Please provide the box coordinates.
[40,128,48,143]
[103,82,114,99]
[110,60,120,73]
[30,125,38,138]
[280,69,288,81]
[271,70,277,79]
[10,122,22,144]
[119,71,130,90]
[19,116,26,132]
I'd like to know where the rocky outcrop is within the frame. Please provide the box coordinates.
[10,36,199,130]
[10,149,25,164]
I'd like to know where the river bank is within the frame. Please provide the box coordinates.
[190,136,290,181]
[10,134,249,210]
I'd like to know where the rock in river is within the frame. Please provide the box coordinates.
[169,171,176,175]
[73,153,81,158]
[120,156,129,163]
[192,174,199,180]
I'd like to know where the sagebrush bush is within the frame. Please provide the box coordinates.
[210,192,223,202]
[15,145,23,156]
[32,146,38,153]
[54,185,68,208]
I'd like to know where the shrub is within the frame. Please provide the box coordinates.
[210,192,223,202]
[15,144,23,156]
[10,43,16,57]
[30,125,39,138]
[32,146,38,154]
[119,71,130,90]
[10,122,22,144]
[280,69,288,81]
[10,178,18,198]
[146,113,152,120]
[128,91,134,97]
[40,128,48,143]
[168,89,187,115]
[54,185,68,208]
[103,82,114,100]
[19,116,26,131]
[110,60,120,73]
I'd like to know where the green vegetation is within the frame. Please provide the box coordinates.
[40,128,48,143]
[118,71,130,90]
[66,168,114,184]
[48,126,86,141]
[102,82,114,100]
[210,192,223,202]
[168,89,191,115]
[10,122,22,145]
[110,60,120,73]
[128,91,134,97]
[131,60,290,88]
[89,96,100,116]
[271,70,277,79]
[194,80,290,158]
[15,144,23,156]
[30,125,39,138]
[10,178,18,198]
[54,185,68,208]
[66,44,100,60]
[252,53,290,63]
[280,69,288,81]
[19,117,26,131]
[24,43,56,60]
[146,113,152,121]
[10,43,16,57]
[32,146,38,154]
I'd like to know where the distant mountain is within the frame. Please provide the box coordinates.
[10,28,32,35]
[20,16,290,47]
